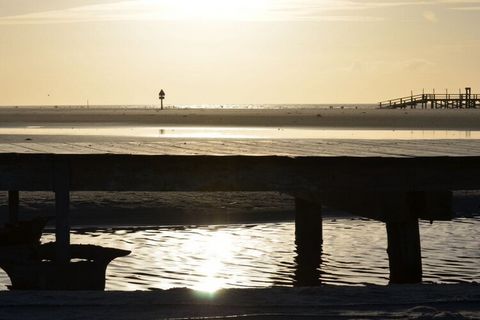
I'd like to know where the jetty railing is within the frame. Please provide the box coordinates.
[379,92,480,109]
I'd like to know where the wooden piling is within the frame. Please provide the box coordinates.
[54,159,71,264]
[8,190,19,224]
[386,219,422,284]
[294,198,323,286]
[295,198,323,247]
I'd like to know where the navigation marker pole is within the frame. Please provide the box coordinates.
[159,89,165,110]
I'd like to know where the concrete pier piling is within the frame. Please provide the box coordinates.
[54,159,71,264]
[294,198,323,286]
[386,219,422,284]
[295,198,323,248]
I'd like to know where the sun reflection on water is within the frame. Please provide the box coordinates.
[184,231,234,293]
[15,218,478,292]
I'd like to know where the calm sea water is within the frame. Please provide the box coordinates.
[7,104,376,110]
[2,127,480,140]
[1,217,476,291]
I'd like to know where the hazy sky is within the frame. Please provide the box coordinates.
[1,0,479,105]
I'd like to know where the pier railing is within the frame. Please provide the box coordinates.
[379,93,480,109]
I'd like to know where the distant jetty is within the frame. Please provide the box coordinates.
[379,87,479,109]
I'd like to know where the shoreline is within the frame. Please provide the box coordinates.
[2,108,480,130]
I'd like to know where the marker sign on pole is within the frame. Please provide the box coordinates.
[159,89,165,110]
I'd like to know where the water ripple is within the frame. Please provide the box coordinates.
[0,217,478,290]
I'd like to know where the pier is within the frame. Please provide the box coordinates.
[1,139,480,288]
[379,87,480,109]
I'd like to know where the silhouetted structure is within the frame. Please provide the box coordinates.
[159,89,165,110]
[0,193,130,290]
[0,243,130,290]
[379,87,480,109]
[293,198,322,286]
[1,140,477,287]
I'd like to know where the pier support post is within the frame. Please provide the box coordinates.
[8,191,19,224]
[54,159,71,264]
[386,219,422,284]
[294,198,323,286]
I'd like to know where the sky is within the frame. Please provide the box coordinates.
[0,0,479,105]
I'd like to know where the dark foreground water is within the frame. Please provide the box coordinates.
[2,217,477,292]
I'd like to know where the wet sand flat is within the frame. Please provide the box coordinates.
[2,107,480,130]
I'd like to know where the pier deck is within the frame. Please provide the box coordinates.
[2,139,480,286]
[2,139,480,157]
